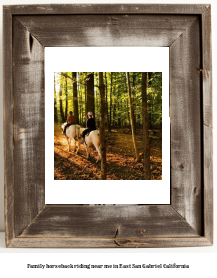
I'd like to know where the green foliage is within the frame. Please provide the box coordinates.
[54,72,162,129]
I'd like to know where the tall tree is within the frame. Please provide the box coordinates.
[124,73,130,127]
[64,76,68,119]
[59,89,65,123]
[99,72,107,180]
[85,77,87,120]
[112,74,116,127]
[126,72,140,162]
[72,72,79,123]
[86,73,95,116]
[54,73,58,124]
[109,72,113,132]
[142,72,151,179]
[132,73,137,132]
[104,72,110,130]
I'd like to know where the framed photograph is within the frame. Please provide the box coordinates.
[46,47,170,205]
[4,4,213,247]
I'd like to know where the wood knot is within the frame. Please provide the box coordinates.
[114,228,118,238]
[194,187,198,195]
[111,17,118,25]
[29,33,33,53]
[140,229,146,235]
[114,240,120,246]
[179,163,184,169]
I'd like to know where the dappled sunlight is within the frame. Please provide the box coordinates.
[54,72,162,180]
[54,129,162,180]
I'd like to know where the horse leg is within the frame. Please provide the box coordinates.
[66,136,70,151]
[86,144,90,159]
[73,139,76,152]
[76,139,80,154]
[95,146,101,163]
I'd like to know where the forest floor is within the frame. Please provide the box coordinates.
[54,128,162,180]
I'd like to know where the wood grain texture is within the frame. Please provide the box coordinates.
[3,7,14,247]
[8,236,212,248]
[4,4,207,15]
[20,205,198,238]
[16,15,197,47]
[13,17,45,237]
[202,6,212,129]
[201,6,213,245]
[170,17,202,234]
[203,125,213,243]
[3,4,213,248]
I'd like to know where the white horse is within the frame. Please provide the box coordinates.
[81,128,101,163]
[61,123,81,153]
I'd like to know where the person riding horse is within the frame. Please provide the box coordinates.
[62,111,75,135]
[81,111,96,143]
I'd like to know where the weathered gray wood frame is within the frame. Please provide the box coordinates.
[3,4,213,248]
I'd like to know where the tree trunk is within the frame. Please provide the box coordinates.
[148,72,154,130]
[54,98,58,123]
[142,72,151,179]
[99,72,107,180]
[132,73,137,134]
[113,104,116,126]
[105,72,110,130]
[86,73,95,115]
[117,101,120,126]
[72,72,79,124]
[127,98,130,126]
[85,79,87,119]
[126,72,140,162]
[64,77,68,119]
[54,74,58,124]
[109,72,112,132]
[148,72,152,85]
[59,89,65,123]
[124,73,131,128]
[112,75,116,127]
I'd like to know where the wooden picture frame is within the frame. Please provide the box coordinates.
[3,4,213,248]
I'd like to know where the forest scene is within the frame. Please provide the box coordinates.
[54,72,162,180]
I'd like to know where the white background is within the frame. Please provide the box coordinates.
[45,47,170,204]
[0,0,216,277]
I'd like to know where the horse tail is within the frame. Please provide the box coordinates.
[75,125,80,140]
[74,125,78,141]
[98,131,100,146]
[78,125,80,139]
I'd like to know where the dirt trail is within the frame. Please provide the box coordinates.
[54,129,162,180]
